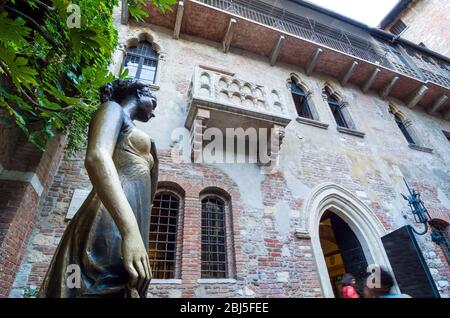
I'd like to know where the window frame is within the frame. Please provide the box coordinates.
[123,41,159,85]
[390,19,407,36]
[326,93,349,129]
[148,190,184,279]
[291,81,314,120]
[200,195,232,279]
[394,113,416,145]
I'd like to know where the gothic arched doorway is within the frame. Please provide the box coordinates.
[299,182,398,298]
[319,211,369,297]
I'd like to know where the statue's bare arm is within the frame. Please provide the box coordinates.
[85,101,151,297]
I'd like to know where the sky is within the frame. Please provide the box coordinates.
[308,0,400,27]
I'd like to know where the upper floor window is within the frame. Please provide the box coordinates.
[291,81,313,119]
[123,41,159,84]
[390,19,407,36]
[325,90,349,128]
[393,113,415,144]
[149,192,180,279]
[388,103,417,145]
[201,196,228,278]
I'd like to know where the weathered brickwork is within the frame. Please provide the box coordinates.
[0,117,66,297]
[385,0,450,57]
[5,18,450,298]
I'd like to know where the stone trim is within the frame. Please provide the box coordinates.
[0,164,43,196]
[336,126,365,138]
[296,117,329,129]
[196,279,237,284]
[408,143,433,153]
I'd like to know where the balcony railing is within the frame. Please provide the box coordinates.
[197,0,450,88]
[186,65,291,127]
[199,0,391,66]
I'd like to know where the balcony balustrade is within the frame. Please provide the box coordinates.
[185,65,291,164]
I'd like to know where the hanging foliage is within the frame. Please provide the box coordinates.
[0,0,176,152]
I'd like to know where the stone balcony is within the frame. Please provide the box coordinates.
[185,65,291,165]
[185,65,291,130]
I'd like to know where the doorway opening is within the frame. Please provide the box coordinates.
[319,210,369,297]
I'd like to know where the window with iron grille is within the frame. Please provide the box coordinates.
[390,19,407,36]
[291,81,313,120]
[123,42,159,84]
[325,91,348,128]
[393,113,415,145]
[148,192,179,279]
[201,196,227,278]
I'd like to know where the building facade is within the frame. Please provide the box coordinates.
[380,0,450,57]
[2,0,450,298]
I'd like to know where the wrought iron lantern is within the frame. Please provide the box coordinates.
[401,178,432,235]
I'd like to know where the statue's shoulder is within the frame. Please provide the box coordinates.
[91,101,125,126]
[98,100,124,115]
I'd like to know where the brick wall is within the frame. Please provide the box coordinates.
[0,118,66,297]
[385,0,450,57]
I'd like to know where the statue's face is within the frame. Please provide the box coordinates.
[136,89,157,122]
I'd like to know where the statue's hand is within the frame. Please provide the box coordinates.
[122,233,152,297]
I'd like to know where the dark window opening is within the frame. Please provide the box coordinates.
[201,196,227,278]
[148,193,179,279]
[326,93,349,128]
[390,19,407,36]
[291,82,313,119]
[123,42,159,84]
[393,113,415,144]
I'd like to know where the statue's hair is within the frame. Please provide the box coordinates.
[99,79,156,107]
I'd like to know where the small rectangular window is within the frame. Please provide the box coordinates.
[390,19,407,36]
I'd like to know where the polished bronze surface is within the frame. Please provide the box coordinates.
[39,80,158,298]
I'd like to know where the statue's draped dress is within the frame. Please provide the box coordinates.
[39,124,157,298]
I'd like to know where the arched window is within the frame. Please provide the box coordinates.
[201,196,228,278]
[149,192,180,279]
[291,80,313,119]
[389,103,417,145]
[430,219,450,265]
[393,113,415,144]
[123,41,159,84]
[325,90,349,128]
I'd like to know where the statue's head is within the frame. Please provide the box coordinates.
[100,79,157,122]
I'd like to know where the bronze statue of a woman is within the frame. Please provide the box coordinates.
[39,80,158,298]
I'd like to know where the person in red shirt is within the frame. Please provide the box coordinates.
[341,273,360,298]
